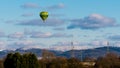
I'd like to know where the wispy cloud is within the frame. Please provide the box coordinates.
[21,3,40,9]
[21,13,34,17]
[51,40,110,51]
[53,27,65,31]
[51,33,72,38]
[30,31,72,38]
[0,29,71,40]
[5,20,16,23]
[8,32,26,40]
[30,32,52,38]
[6,40,44,50]
[108,35,120,41]
[21,3,64,10]
[0,41,7,50]
[67,14,116,30]
[50,14,65,17]
[0,30,6,37]
[47,3,65,10]
[8,40,34,49]
[17,18,65,26]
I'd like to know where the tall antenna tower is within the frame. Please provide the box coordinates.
[80,50,83,62]
[71,41,75,58]
[107,41,109,54]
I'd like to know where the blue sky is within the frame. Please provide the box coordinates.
[0,0,120,51]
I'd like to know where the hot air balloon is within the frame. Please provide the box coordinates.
[40,11,48,22]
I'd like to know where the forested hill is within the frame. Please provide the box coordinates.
[0,46,120,59]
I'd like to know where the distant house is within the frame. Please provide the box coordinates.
[81,62,95,66]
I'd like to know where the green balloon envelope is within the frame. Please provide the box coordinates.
[40,11,48,22]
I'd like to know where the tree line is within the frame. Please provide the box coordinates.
[3,52,39,68]
[0,50,120,68]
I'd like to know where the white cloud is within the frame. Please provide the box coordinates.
[51,41,89,51]
[115,42,120,47]
[6,40,44,50]
[51,40,112,51]
[31,32,52,38]
[0,30,6,37]
[21,44,46,50]
[67,14,116,29]
[15,40,33,45]
[30,31,72,38]
[8,32,25,39]
[0,41,7,51]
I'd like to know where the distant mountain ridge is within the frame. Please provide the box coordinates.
[0,46,120,59]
